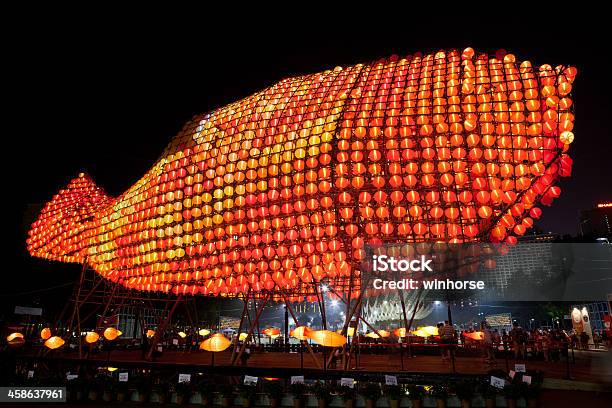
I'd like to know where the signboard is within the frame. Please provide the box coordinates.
[244,375,258,385]
[119,373,129,382]
[523,375,532,385]
[157,345,163,352]
[172,339,179,346]
[290,376,304,384]
[385,375,398,386]
[340,378,355,388]
[66,374,78,381]
[178,374,191,383]
[485,313,512,328]
[490,376,505,389]
[514,364,526,373]
[14,306,43,316]
[27,371,34,379]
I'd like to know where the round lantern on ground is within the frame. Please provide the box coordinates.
[44,336,65,350]
[85,332,100,343]
[199,333,231,352]
[40,327,52,340]
[308,330,346,347]
[103,327,122,341]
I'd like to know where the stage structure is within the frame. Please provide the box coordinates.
[26,48,577,368]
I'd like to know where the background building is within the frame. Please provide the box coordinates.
[579,203,612,239]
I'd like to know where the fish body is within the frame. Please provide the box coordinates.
[27,48,577,300]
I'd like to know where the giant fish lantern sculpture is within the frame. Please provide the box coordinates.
[27,48,576,301]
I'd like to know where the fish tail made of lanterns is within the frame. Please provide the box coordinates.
[26,48,577,299]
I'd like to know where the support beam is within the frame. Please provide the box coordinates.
[146,296,183,360]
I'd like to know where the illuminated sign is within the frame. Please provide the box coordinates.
[597,203,612,208]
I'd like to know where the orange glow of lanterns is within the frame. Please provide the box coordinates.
[85,332,100,343]
[7,332,24,345]
[40,328,51,340]
[263,327,281,337]
[199,333,231,352]
[290,326,312,341]
[394,328,407,338]
[365,330,390,339]
[103,327,122,341]
[464,331,484,341]
[308,330,347,347]
[25,48,577,301]
[44,336,65,349]
[146,329,156,338]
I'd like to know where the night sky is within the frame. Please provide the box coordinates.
[5,18,611,313]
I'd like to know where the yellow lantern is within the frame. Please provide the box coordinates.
[365,330,390,338]
[394,328,407,338]
[85,332,100,343]
[44,336,65,350]
[347,327,355,337]
[198,328,210,337]
[107,367,118,372]
[40,328,52,340]
[6,332,24,342]
[178,331,187,338]
[103,327,122,341]
[146,329,156,338]
[238,332,248,341]
[308,330,346,347]
[199,333,231,352]
[290,326,312,341]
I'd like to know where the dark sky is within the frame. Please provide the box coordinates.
[5,17,611,311]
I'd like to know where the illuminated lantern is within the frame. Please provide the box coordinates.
[40,328,51,340]
[290,326,312,341]
[199,333,231,352]
[7,332,25,347]
[146,329,156,338]
[412,326,439,337]
[464,331,484,341]
[44,336,65,350]
[238,332,249,341]
[394,328,407,338]
[103,327,122,341]
[198,328,211,337]
[365,330,390,339]
[85,332,100,343]
[308,330,347,347]
[263,327,281,337]
[178,331,187,338]
[107,367,118,372]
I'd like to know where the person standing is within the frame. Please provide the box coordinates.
[439,321,456,362]
[482,322,496,365]
[509,322,527,360]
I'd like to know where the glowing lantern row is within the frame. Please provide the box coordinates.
[40,328,52,340]
[44,336,65,350]
[103,327,122,341]
[26,48,577,299]
[199,333,231,352]
[85,332,100,343]
[308,330,347,347]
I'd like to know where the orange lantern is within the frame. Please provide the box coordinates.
[263,327,281,337]
[394,328,407,338]
[40,327,52,340]
[290,326,312,341]
[146,329,156,338]
[308,330,346,347]
[199,333,231,352]
[365,330,390,339]
[6,332,25,347]
[103,327,122,341]
[85,331,100,343]
[464,331,484,341]
[44,336,65,350]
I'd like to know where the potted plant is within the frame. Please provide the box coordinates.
[525,382,541,408]
[360,382,381,408]
[454,380,475,408]
[430,384,448,408]
[102,376,116,402]
[116,381,130,403]
[339,385,356,408]
[239,384,258,408]
[219,384,235,408]
[176,382,193,405]
[154,382,171,405]
[264,380,284,408]
[406,385,425,408]
[313,381,332,408]
[384,384,403,408]
[88,375,105,401]
[502,383,520,408]
[134,376,151,403]
[478,383,498,408]
[289,382,308,408]
[198,381,215,406]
